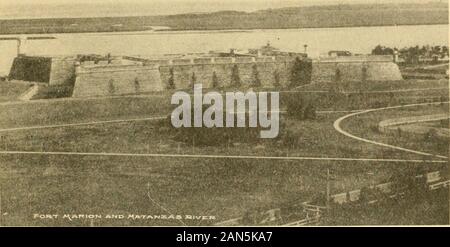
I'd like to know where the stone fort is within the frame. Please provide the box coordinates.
[7,46,403,98]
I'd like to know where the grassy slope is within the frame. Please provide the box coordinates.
[0,81,32,102]
[301,79,449,92]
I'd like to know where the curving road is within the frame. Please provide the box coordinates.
[0,116,166,133]
[333,102,449,160]
[0,149,447,163]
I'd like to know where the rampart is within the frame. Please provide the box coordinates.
[8,54,403,98]
[311,55,403,83]
[9,55,77,85]
[70,56,303,97]
[49,56,78,86]
[157,56,296,89]
[9,56,52,83]
[72,63,163,98]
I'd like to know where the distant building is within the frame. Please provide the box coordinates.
[328,50,352,57]
[248,42,307,57]
[208,49,253,57]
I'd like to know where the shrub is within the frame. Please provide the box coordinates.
[167,68,175,89]
[285,92,317,120]
[168,108,262,146]
[108,79,115,95]
[134,78,140,93]
[335,68,342,83]
[423,128,438,142]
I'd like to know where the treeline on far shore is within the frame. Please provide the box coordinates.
[372,44,449,64]
[0,2,448,35]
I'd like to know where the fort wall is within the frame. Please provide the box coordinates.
[9,55,77,85]
[158,57,295,90]
[72,56,296,96]
[49,56,77,86]
[9,56,52,83]
[365,62,404,81]
[72,64,163,98]
[9,54,403,98]
[311,55,402,83]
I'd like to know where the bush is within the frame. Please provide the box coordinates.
[304,104,317,120]
[168,108,263,146]
[423,128,438,142]
[285,92,317,120]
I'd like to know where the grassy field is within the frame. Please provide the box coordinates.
[291,79,449,112]
[0,77,448,226]
[0,81,32,103]
[0,94,171,129]
[301,79,448,92]
[1,153,445,226]
[1,108,441,161]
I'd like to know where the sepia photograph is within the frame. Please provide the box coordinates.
[0,0,448,228]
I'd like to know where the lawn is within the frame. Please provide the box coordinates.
[0,81,32,102]
[300,79,448,92]
[1,152,445,226]
[0,79,448,226]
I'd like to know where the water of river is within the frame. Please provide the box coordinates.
[0,24,448,76]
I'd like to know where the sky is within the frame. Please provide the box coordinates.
[0,0,443,4]
[0,0,445,19]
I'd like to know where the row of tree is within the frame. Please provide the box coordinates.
[166,57,312,89]
[372,44,449,64]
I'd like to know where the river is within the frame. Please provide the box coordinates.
[0,24,448,76]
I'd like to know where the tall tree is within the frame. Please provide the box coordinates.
[167,68,175,89]
[211,71,219,88]
[335,68,342,83]
[108,79,115,95]
[361,66,368,83]
[190,72,197,89]
[289,57,303,88]
[273,69,281,88]
[231,64,241,88]
[134,77,140,93]
[251,64,261,87]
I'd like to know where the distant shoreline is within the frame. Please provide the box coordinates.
[0,22,448,36]
[0,2,447,36]
[160,22,450,32]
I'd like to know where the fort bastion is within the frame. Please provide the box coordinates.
[7,47,402,98]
